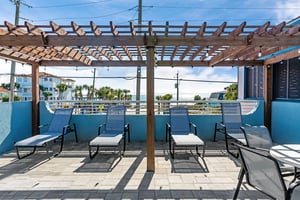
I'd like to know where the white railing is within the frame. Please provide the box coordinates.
[45,100,259,115]
[46,100,258,115]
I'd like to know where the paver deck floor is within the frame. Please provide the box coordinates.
[0,141,274,199]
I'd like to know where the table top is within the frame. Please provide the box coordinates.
[270,144,300,168]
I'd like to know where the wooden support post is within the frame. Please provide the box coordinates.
[32,63,40,136]
[146,46,155,172]
[263,64,272,131]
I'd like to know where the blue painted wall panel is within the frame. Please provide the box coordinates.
[0,102,32,154]
[272,101,300,144]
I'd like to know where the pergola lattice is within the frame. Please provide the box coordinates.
[0,20,300,171]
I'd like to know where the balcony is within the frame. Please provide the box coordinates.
[0,99,298,199]
[0,141,275,199]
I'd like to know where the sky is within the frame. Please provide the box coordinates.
[0,0,299,100]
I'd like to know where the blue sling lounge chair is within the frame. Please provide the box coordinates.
[166,107,205,159]
[214,102,247,157]
[88,105,130,159]
[15,108,78,159]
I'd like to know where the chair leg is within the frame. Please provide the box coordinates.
[169,137,175,159]
[233,168,245,200]
[122,135,126,156]
[169,135,172,158]
[16,146,36,159]
[213,123,218,142]
[89,145,99,159]
[59,135,64,154]
[225,135,237,157]
[73,124,78,143]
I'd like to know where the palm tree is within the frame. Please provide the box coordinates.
[56,83,69,100]
[83,84,94,100]
[156,94,173,114]
[116,89,123,100]
[43,91,52,100]
[95,86,113,100]
[123,89,131,100]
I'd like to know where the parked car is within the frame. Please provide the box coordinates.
[206,91,226,108]
[208,91,226,101]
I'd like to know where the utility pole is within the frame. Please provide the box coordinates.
[92,68,96,99]
[175,71,179,101]
[9,0,31,102]
[9,0,20,102]
[136,0,142,114]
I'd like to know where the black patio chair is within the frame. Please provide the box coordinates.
[241,125,298,178]
[233,144,300,200]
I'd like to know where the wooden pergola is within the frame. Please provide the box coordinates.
[0,20,300,171]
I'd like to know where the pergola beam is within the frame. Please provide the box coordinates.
[1,35,300,47]
[157,60,264,67]
[264,49,300,66]
[40,60,147,66]
[38,60,263,67]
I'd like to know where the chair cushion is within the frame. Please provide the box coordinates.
[15,133,61,147]
[171,133,204,146]
[227,133,247,145]
[89,134,123,146]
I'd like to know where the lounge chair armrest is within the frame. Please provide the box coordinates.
[251,147,270,156]
[98,123,106,136]
[36,123,49,134]
[189,122,197,135]
[38,123,49,129]
[216,122,225,128]
[166,123,171,133]
[242,123,252,127]
[166,123,171,142]
[125,123,130,143]
[62,124,71,135]
[68,123,76,131]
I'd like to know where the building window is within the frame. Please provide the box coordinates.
[24,88,31,93]
[245,66,264,98]
[273,58,300,100]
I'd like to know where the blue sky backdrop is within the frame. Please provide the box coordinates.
[0,0,299,99]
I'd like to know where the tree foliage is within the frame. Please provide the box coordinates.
[56,83,69,100]
[224,83,238,100]
[2,95,21,102]
[72,85,132,100]
[1,82,20,90]
[156,93,173,100]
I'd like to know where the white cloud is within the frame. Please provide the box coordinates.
[275,0,300,22]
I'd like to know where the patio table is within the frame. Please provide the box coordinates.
[270,144,300,168]
[270,144,300,182]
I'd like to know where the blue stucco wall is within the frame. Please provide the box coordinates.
[272,101,300,144]
[0,101,32,155]
[0,100,264,155]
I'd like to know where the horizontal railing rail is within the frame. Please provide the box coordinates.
[45,100,258,115]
